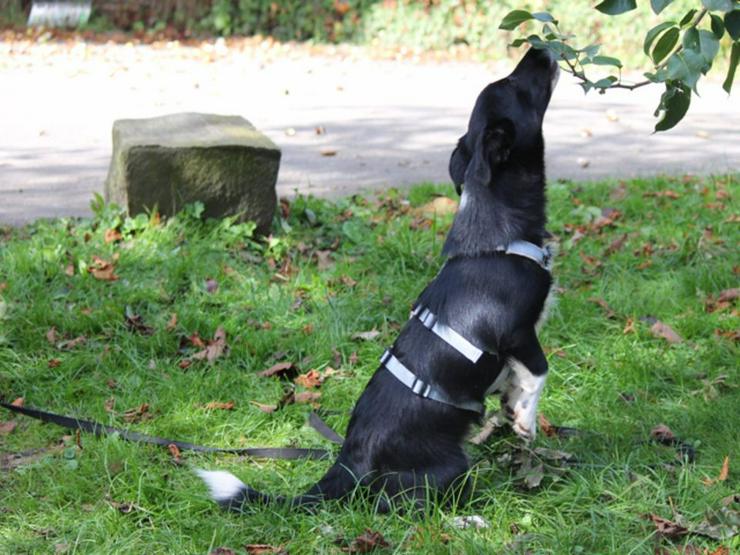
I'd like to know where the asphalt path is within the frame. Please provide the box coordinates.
[0,39,737,225]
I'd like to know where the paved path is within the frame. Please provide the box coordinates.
[0,39,737,225]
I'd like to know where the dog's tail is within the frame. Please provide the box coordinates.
[196,462,355,511]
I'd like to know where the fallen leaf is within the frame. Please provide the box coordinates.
[415,196,458,217]
[88,256,118,281]
[650,424,675,442]
[191,327,227,363]
[708,547,730,555]
[650,321,683,344]
[104,228,123,244]
[124,310,154,335]
[57,336,86,350]
[46,327,59,344]
[644,513,688,538]
[538,413,557,437]
[320,148,337,157]
[340,529,391,553]
[523,462,545,489]
[201,401,235,410]
[295,369,323,389]
[205,278,218,293]
[104,397,115,413]
[188,332,205,348]
[294,391,321,404]
[340,275,358,287]
[166,313,178,331]
[623,318,636,334]
[259,362,299,380]
[168,443,182,464]
[0,421,17,435]
[11,397,24,407]
[315,249,334,270]
[178,359,192,369]
[352,330,380,342]
[588,297,616,319]
[244,545,286,555]
[604,233,628,255]
[122,403,150,423]
[48,358,61,368]
[250,401,277,413]
[703,456,730,485]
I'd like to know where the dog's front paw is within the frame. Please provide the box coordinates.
[511,414,537,442]
[502,387,538,443]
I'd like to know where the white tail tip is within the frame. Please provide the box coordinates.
[195,469,246,503]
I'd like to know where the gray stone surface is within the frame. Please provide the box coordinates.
[105,113,279,232]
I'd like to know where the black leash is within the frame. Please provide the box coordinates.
[0,399,342,460]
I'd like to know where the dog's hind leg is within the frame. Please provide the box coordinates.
[502,331,548,442]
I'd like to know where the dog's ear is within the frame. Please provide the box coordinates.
[463,118,516,187]
[448,136,469,195]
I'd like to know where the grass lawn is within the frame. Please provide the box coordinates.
[0,175,738,554]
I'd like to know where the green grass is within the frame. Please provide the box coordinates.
[0,175,738,554]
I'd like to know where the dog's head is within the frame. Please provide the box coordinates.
[449,48,559,194]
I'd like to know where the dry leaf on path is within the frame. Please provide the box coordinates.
[339,529,391,553]
[259,362,299,380]
[644,513,688,538]
[703,456,730,485]
[201,401,235,410]
[191,327,227,363]
[539,413,558,437]
[88,256,118,281]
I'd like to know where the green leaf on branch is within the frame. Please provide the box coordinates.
[655,83,691,132]
[683,27,700,51]
[593,76,619,89]
[725,10,740,40]
[680,9,698,26]
[697,30,720,68]
[644,21,677,56]
[651,0,674,14]
[591,55,623,68]
[723,41,740,93]
[532,12,557,24]
[652,27,680,64]
[710,13,725,38]
[701,0,733,13]
[508,38,529,48]
[595,0,637,15]
[666,50,705,91]
[500,10,533,30]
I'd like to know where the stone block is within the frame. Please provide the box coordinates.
[104,112,280,233]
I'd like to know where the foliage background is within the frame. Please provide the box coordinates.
[1,0,734,67]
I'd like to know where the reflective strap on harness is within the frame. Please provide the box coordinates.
[380,350,485,415]
[496,240,552,271]
[411,305,485,363]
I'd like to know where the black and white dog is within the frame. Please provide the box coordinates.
[198,47,560,511]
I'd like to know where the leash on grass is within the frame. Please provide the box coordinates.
[1,399,695,465]
[0,399,342,461]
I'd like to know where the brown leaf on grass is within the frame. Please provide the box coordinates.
[168,443,182,464]
[0,421,17,435]
[244,545,287,555]
[644,190,680,199]
[88,256,118,281]
[11,397,24,407]
[188,332,206,348]
[340,529,391,553]
[191,327,227,363]
[650,321,683,344]
[538,414,558,438]
[703,456,730,485]
[340,275,358,287]
[46,327,59,344]
[588,297,616,319]
[205,278,219,293]
[123,403,150,423]
[604,233,628,255]
[651,424,675,442]
[48,358,61,368]
[104,228,123,244]
[623,318,636,334]
[295,369,323,389]
[201,401,235,411]
[108,499,138,514]
[57,336,87,350]
[178,359,192,369]
[644,513,688,538]
[250,401,277,413]
[415,196,458,217]
[64,263,75,276]
[209,548,237,555]
[315,249,334,270]
[352,330,381,342]
[166,313,178,332]
[124,311,154,335]
[294,391,321,405]
[104,397,115,413]
[707,547,730,555]
[592,208,622,231]
[706,288,740,313]
[259,362,299,380]
[714,329,740,342]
